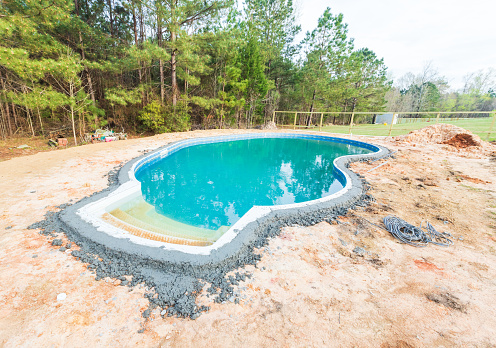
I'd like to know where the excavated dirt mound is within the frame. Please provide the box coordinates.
[442,133,480,148]
[392,124,496,157]
[395,124,483,147]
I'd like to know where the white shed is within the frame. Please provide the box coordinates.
[375,113,397,125]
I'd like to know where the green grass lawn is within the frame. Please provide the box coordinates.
[304,117,496,141]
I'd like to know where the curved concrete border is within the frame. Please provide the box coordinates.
[59,132,389,266]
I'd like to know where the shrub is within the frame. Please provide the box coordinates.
[164,100,191,132]
[138,100,191,133]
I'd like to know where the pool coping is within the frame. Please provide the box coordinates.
[59,132,389,267]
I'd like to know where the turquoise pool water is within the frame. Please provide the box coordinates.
[135,137,372,232]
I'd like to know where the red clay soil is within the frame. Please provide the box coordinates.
[457,174,491,184]
[442,133,480,148]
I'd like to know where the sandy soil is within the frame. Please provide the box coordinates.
[1,129,495,347]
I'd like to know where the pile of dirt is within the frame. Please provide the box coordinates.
[392,124,496,157]
[395,124,483,147]
[442,133,480,148]
[262,121,277,130]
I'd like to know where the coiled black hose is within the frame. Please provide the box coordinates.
[383,216,453,247]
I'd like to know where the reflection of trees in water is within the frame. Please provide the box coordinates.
[137,139,371,230]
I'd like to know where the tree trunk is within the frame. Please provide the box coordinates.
[170,1,178,106]
[12,103,18,129]
[220,78,225,128]
[76,0,97,127]
[309,89,316,112]
[21,86,35,136]
[159,59,165,104]
[107,0,114,38]
[132,2,144,106]
[133,3,145,107]
[80,30,96,106]
[81,110,86,135]
[26,107,35,136]
[78,110,82,138]
[184,67,188,96]
[350,101,357,125]
[5,101,12,136]
[29,81,45,135]
[171,31,178,106]
[86,71,97,129]
[139,2,144,43]
[307,89,316,126]
[157,10,165,105]
[132,4,139,48]
[70,82,77,146]
[0,102,7,139]
[36,104,44,136]
[0,76,12,135]
[419,84,424,113]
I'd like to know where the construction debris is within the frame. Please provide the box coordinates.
[91,128,128,143]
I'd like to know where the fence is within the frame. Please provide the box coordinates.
[271,111,496,141]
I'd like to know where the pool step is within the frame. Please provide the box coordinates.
[117,199,228,241]
[102,195,229,245]
[102,212,212,246]
[109,208,214,242]
[125,204,210,237]
[102,197,229,246]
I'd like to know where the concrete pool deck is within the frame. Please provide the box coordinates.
[1,129,496,346]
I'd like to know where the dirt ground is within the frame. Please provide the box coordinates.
[1,129,495,347]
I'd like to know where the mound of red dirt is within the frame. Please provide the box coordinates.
[395,124,484,148]
[442,133,480,148]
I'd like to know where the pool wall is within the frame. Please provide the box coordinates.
[59,132,389,266]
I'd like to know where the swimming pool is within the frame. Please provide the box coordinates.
[132,137,371,237]
[72,133,387,259]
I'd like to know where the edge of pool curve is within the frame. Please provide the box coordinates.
[58,132,389,266]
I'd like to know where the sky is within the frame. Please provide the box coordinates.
[294,0,496,90]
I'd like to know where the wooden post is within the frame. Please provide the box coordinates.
[487,112,496,141]
[272,110,275,123]
[293,112,297,130]
[319,113,323,131]
[388,113,396,136]
[436,113,440,124]
[348,112,355,135]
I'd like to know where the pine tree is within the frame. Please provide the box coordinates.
[238,38,269,127]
